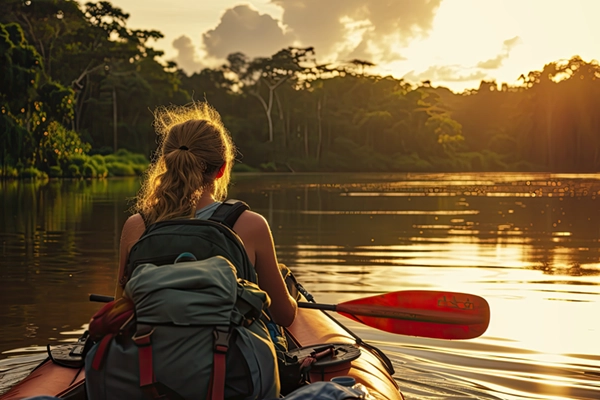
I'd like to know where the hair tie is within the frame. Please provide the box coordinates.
[179,145,189,151]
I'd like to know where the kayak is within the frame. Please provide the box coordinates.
[0,307,404,400]
[288,307,404,400]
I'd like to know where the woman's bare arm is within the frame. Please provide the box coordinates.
[115,214,145,298]
[234,211,298,327]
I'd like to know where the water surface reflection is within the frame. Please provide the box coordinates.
[1,173,599,399]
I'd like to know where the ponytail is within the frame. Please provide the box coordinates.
[134,102,236,225]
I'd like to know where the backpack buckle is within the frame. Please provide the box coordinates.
[132,324,155,346]
[213,326,231,353]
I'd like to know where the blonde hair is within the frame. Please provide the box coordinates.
[134,102,236,224]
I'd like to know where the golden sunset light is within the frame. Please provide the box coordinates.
[107,0,600,92]
[2,1,600,399]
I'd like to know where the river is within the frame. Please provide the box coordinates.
[0,172,599,399]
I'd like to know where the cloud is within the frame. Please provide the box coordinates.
[404,36,522,85]
[477,54,505,70]
[202,5,293,60]
[477,35,522,70]
[272,0,443,62]
[198,1,441,65]
[345,38,372,62]
[172,35,204,73]
[503,36,521,51]
[404,65,487,83]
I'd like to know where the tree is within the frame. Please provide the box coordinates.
[0,23,77,172]
[243,47,315,143]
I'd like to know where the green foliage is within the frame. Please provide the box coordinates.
[67,164,80,178]
[89,155,108,178]
[20,167,48,180]
[49,149,148,178]
[259,162,277,172]
[82,163,97,178]
[95,164,109,178]
[91,154,106,166]
[38,122,91,169]
[100,149,148,176]
[69,154,88,167]
[91,149,146,176]
[232,163,259,173]
[488,133,516,155]
[0,166,18,178]
[49,165,62,178]
[456,151,508,171]
[2,0,599,173]
[391,153,433,172]
[285,157,319,172]
[115,148,148,165]
[107,162,135,177]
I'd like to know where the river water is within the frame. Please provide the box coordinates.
[0,172,599,399]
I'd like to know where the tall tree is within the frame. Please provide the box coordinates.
[244,47,315,143]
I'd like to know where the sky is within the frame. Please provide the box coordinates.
[106,0,600,93]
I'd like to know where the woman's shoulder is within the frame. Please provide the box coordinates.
[125,212,145,226]
[120,213,146,244]
[237,209,267,223]
[233,209,271,237]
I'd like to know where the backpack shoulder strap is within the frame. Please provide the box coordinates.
[138,211,152,230]
[208,199,250,230]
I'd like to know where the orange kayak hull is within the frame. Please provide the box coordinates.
[1,308,403,400]
[287,308,403,400]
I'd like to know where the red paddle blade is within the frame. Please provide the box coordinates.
[336,290,490,340]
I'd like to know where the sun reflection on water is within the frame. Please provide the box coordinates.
[1,173,599,399]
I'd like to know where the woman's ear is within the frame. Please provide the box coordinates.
[215,163,226,179]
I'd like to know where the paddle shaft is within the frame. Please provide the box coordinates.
[291,280,396,373]
[90,294,114,303]
[89,288,490,339]
[92,295,475,324]
[298,301,484,325]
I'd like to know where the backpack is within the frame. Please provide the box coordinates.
[84,200,280,400]
[123,199,257,285]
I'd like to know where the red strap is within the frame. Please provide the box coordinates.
[91,333,114,370]
[299,345,335,374]
[133,327,161,398]
[210,349,227,400]
[208,327,230,400]
[137,340,154,387]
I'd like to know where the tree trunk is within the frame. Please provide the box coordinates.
[250,89,273,143]
[113,87,118,152]
[259,77,290,142]
[266,87,274,142]
[546,99,553,170]
[316,97,323,161]
[285,108,291,150]
[304,121,309,157]
[274,91,286,148]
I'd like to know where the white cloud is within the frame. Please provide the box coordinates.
[272,0,442,62]
[196,0,442,66]
[477,36,522,70]
[172,35,204,73]
[202,4,294,59]
[404,65,487,84]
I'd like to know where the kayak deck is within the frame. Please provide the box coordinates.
[1,308,404,400]
[287,308,404,400]
[1,360,85,399]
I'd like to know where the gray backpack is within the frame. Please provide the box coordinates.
[85,201,280,400]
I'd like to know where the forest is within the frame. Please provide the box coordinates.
[1,0,600,178]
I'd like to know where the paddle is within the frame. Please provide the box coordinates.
[90,289,489,340]
[298,290,490,340]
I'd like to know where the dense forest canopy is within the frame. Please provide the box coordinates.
[1,0,599,177]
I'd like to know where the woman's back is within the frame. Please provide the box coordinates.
[115,101,296,326]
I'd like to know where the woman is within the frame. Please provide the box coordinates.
[115,101,297,327]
